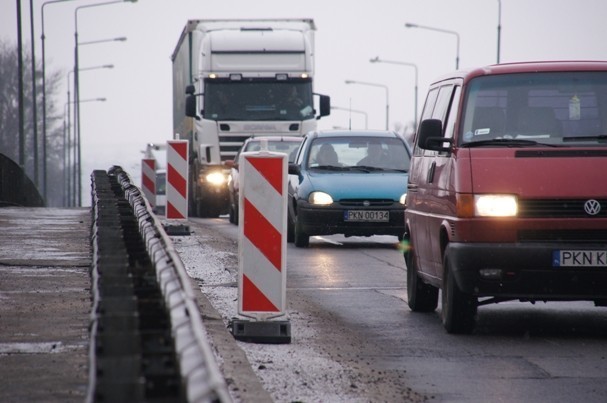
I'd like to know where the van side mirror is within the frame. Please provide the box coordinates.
[418,119,452,152]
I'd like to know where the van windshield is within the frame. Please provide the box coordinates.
[460,72,607,147]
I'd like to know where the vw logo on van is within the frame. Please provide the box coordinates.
[583,199,601,216]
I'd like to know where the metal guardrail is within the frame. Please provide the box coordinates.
[88,166,231,402]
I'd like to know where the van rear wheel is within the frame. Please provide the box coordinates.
[442,254,477,334]
[405,243,438,312]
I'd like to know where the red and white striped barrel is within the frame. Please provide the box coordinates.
[141,158,156,209]
[166,140,189,220]
[238,149,288,319]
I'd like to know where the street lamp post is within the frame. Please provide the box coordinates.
[66,65,113,206]
[29,0,39,190]
[344,80,389,130]
[41,0,82,204]
[63,97,106,206]
[74,0,135,206]
[497,0,502,64]
[369,56,419,129]
[331,106,369,129]
[405,22,460,69]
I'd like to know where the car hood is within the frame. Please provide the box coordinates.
[306,171,408,200]
[467,148,607,198]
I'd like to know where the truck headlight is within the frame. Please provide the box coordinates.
[475,194,518,217]
[309,191,333,205]
[205,171,227,186]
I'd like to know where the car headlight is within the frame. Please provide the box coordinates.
[399,193,407,205]
[205,171,227,186]
[309,191,333,205]
[474,194,518,217]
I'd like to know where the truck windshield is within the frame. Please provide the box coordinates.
[460,72,607,147]
[204,79,314,122]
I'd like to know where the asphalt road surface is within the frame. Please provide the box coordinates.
[180,216,607,402]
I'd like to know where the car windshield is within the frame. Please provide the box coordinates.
[244,139,302,163]
[460,72,607,147]
[204,79,314,121]
[307,136,410,171]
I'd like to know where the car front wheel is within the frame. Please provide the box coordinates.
[293,215,309,247]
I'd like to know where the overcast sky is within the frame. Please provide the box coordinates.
[2,0,606,205]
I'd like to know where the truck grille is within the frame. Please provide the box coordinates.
[518,199,607,218]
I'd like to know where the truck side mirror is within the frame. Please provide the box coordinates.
[317,94,331,119]
[186,94,198,118]
[185,85,201,119]
[417,119,452,152]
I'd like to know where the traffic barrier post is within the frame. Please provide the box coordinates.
[230,140,291,343]
[165,140,190,236]
[141,158,156,210]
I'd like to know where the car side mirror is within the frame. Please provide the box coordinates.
[288,163,301,175]
[417,119,452,152]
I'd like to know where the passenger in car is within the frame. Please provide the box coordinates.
[315,143,339,166]
[357,143,385,167]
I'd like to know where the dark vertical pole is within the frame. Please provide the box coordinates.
[17,0,25,172]
[30,0,40,192]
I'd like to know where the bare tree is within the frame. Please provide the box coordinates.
[0,39,64,206]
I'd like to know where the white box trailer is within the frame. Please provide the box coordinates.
[171,19,331,217]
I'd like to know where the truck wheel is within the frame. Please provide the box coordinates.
[294,216,309,247]
[229,204,238,225]
[441,254,477,334]
[405,241,438,312]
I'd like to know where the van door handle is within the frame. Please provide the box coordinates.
[407,184,418,192]
[426,161,436,183]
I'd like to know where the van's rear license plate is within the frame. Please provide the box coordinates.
[552,250,607,267]
[344,210,389,222]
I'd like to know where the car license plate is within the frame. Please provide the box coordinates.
[552,250,607,267]
[344,210,389,222]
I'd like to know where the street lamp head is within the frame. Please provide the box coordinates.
[370,56,379,63]
[114,37,127,42]
[102,64,115,69]
[345,80,354,84]
[405,23,417,28]
[97,98,107,102]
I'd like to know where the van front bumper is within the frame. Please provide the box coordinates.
[447,242,607,301]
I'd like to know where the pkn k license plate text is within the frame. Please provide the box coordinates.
[553,250,607,267]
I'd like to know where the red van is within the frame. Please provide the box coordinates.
[404,61,607,333]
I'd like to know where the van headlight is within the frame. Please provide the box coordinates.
[475,194,518,217]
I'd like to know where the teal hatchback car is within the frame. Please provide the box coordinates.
[287,130,411,247]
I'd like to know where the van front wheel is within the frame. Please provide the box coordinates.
[442,254,477,334]
[405,244,438,312]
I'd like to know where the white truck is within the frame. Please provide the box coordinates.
[171,19,331,217]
